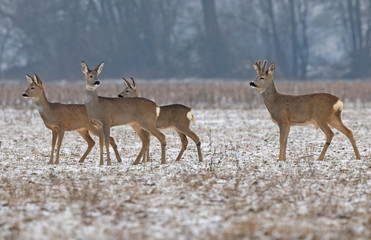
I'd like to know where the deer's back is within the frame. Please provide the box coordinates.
[94,97,159,126]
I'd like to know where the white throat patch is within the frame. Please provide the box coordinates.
[86,85,98,91]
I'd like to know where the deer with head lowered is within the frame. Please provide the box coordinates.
[81,61,166,165]
[249,60,361,161]
[118,77,203,162]
[22,74,122,164]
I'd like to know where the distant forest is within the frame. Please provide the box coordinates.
[0,0,370,80]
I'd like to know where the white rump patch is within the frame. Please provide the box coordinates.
[156,106,160,117]
[187,109,195,121]
[333,99,343,111]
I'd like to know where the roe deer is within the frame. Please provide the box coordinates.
[118,77,203,162]
[81,61,166,165]
[22,74,122,164]
[249,60,361,161]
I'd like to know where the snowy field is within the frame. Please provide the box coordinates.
[0,104,370,239]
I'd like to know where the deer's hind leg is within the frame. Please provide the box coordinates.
[180,128,203,162]
[329,112,361,159]
[131,124,150,165]
[109,137,122,163]
[143,125,166,164]
[174,130,188,162]
[77,129,95,163]
[317,123,334,161]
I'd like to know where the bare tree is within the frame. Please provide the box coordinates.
[200,0,231,77]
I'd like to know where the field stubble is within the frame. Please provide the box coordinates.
[0,80,371,239]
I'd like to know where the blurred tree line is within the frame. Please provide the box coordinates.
[0,0,370,81]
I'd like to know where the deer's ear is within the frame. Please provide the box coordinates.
[123,77,130,87]
[25,74,34,84]
[33,74,43,85]
[267,63,275,77]
[130,77,136,89]
[81,61,89,74]
[95,61,104,74]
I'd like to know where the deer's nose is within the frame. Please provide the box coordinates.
[249,82,257,87]
[22,93,28,97]
[118,94,123,98]
[94,81,100,86]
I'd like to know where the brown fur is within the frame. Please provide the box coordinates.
[22,74,121,164]
[118,79,203,162]
[250,60,360,160]
[81,62,166,165]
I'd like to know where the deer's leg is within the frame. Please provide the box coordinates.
[49,129,58,164]
[103,125,111,166]
[145,126,166,164]
[181,129,203,162]
[109,137,122,163]
[55,129,65,164]
[329,114,361,159]
[77,130,95,163]
[278,124,290,161]
[91,120,104,166]
[131,125,150,165]
[317,123,334,161]
[174,130,188,162]
[142,131,150,163]
[145,145,150,163]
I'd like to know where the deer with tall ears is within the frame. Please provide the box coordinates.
[249,60,360,160]
[22,74,122,164]
[118,77,203,162]
[81,62,166,165]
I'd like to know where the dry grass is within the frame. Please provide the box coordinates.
[0,80,371,239]
[2,80,371,109]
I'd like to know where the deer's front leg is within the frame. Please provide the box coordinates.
[278,123,290,161]
[103,125,111,166]
[49,129,58,164]
[91,119,104,165]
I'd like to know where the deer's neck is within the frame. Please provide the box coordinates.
[85,88,98,106]
[34,90,51,114]
[261,81,280,111]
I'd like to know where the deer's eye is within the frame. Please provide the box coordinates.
[90,75,93,78]
[31,87,34,90]
[260,77,264,80]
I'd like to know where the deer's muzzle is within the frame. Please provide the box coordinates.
[94,81,100,86]
[249,82,257,87]
[22,93,28,97]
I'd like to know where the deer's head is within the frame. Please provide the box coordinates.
[81,61,104,91]
[118,77,138,98]
[249,59,275,92]
[23,74,44,99]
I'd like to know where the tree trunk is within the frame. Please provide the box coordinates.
[201,0,231,77]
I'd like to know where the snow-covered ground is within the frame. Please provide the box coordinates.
[0,107,370,239]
